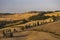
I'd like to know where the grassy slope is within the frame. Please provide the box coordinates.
[23,21,60,40]
[25,31,60,40]
[44,12,60,16]
[27,21,60,36]
[0,13,38,21]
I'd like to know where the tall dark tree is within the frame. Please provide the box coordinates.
[37,22,39,26]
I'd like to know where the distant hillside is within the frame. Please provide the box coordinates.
[44,12,60,16]
[0,11,60,21]
[0,12,39,28]
[0,11,60,29]
[0,13,14,15]
[0,13,39,21]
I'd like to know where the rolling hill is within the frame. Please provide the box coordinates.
[0,11,60,40]
[27,20,60,36]
[0,13,39,21]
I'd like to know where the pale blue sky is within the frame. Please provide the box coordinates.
[0,0,60,13]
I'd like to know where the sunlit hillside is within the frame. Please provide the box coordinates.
[0,13,39,21]
[25,31,60,40]
[44,12,60,16]
[0,11,60,40]
[28,21,60,36]
[0,11,60,21]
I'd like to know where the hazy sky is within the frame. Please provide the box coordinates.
[0,0,60,13]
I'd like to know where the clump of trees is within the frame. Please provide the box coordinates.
[29,12,50,21]
[0,19,28,29]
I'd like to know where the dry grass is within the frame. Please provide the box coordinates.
[44,12,60,16]
[0,13,38,21]
[25,31,60,40]
[28,21,60,36]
